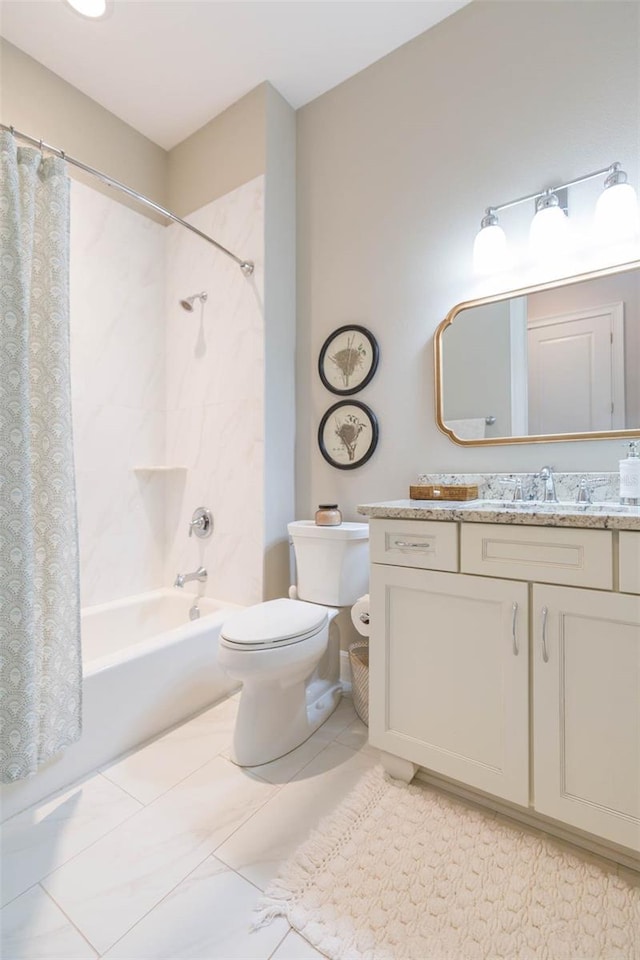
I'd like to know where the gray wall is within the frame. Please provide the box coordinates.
[1,39,271,219]
[296,0,640,520]
[0,38,167,211]
[263,86,297,598]
[442,301,512,436]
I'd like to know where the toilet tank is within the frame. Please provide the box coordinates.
[288,521,369,606]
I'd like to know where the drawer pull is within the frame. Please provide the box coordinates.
[394,540,431,549]
[541,606,549,663]
[512,601,519,656]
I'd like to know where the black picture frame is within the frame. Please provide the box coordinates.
[318,400,379,470]
[318,325,379,396]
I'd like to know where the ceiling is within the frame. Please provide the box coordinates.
[0,0,469,149]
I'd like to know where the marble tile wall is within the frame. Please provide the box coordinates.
[70,181,166,607]
[164,176,266,606]
[70,175,265,610]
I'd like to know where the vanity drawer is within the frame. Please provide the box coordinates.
[461,523,613,589]
[619,532,640,594]
[370,518,458,571]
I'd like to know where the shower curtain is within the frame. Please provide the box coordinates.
[0,130,82,783]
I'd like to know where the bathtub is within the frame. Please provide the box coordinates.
[0,589,241,821]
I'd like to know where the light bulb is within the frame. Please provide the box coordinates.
[473,210,508,275]
[64,0,107,18]
[594,179,640,243]
[530,194,570,260]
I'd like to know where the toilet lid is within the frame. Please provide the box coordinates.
[220,598,327,647]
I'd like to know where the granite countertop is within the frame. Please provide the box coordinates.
[357,499,640,531]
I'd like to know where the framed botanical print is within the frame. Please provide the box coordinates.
[318,325,379,396]
[318,401,379,470]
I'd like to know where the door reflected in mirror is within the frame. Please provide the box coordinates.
[435,261,640,444]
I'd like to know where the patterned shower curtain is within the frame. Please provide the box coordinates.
[0,130,82,783]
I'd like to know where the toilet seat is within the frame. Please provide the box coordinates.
[220,598,328,650]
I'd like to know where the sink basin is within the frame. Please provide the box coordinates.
[468,499,635,514]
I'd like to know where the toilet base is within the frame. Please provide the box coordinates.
[229,679,342,767]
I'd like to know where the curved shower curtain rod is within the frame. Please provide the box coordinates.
[1,123,255,277]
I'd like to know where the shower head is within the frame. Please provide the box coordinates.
[179,291,208,312]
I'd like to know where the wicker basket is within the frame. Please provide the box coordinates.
[349,640,370,726]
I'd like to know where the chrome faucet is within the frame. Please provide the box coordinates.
[499,475,525,501]
[576,475,608,504]
[538,466,557,502]
[174,566,207,588]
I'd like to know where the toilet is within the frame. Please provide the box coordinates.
[218,520,369,767]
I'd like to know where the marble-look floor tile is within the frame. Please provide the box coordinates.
[1,774,141,907]
[242,731,331,786]
[216,743,377,891]
[312,696,358,742]
[100,696,238,804]
[271,929,327,960]
[104,855,289,959]
[0,885,97,960]
[334,716,378,757]
[42,756,277,955]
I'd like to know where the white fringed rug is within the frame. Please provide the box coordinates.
[255,767,639,960]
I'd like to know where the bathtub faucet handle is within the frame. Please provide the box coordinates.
[189,507,213,539]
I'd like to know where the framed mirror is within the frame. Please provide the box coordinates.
[434,260,640,445]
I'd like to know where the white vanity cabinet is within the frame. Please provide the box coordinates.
[368,517,640,857]
[369,564,529,805]
[533,584,640,851]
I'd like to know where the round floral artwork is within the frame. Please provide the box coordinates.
[318,401,379,470]
[318,325,379,395]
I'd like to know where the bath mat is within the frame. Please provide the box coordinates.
[255,766,640,960]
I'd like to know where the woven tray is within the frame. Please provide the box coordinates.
[410,483,478,501]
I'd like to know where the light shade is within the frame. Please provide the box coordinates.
[473,211,508,275]
[64,0,107,18]
[594,180,640,243]
[529,195,570,260]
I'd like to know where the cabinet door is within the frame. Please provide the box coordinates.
[369,565,529,805]
[533,584,640,852]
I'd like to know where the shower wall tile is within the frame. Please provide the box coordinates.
[70,182,166,607]
[164,176,265,607]
[69,176,265,610]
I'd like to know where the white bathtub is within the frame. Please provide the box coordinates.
[0,589,241,821]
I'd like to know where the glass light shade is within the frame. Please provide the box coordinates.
[65,0,107,17]
[529,205,570,260]
[473,223,508,275]
[594,182,640,243]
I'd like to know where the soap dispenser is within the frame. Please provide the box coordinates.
[619,441,640,505]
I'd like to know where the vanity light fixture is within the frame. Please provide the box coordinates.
[594,163,640,242]
[472,209,508,275]
[473,162,639,274]
[529,191,570,260]
[64,0,108,18]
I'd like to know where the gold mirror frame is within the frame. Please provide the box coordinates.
[434,259,640,446]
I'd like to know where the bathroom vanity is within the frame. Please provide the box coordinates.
[358,489,640,864]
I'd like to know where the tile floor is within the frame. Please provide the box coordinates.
[1,694,376,960]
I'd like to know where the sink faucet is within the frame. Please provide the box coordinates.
[576,475,608,504]
[499,475,525,501]
[174,566,207,588]
[538,466,557,502]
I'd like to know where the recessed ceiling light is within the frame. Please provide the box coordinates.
[64,0,108,19]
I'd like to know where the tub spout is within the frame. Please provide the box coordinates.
[174,566,207,588]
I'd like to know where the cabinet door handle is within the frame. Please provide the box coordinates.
[512,601,518,656]
[394,540,431,549]
[541,606,549,663]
